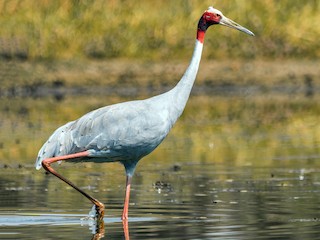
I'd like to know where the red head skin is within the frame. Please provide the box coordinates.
[197,10,222,43]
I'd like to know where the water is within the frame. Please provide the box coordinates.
[1,92,320,239]
[1,163,320,239]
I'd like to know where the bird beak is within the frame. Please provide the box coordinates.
[219,16,255,36]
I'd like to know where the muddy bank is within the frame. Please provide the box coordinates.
[0,59,319,98]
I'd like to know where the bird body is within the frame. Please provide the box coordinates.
[36,97,173,173]
[35,40,204,175]
[35,6,254,221]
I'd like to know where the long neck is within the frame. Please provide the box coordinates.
[149,17,209,126]
[166,35,204,124]
[172,40,203,112]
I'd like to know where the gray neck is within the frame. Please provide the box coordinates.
[168,40,204,122]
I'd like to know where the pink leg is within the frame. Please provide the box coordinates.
[122,218,130,240]
[121,175,132,220]
[41,151,105,221]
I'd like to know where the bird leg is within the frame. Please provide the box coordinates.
[122,218,130,240]
[121,175,132,220]
[91,219,105,240]
[41,151,105,222]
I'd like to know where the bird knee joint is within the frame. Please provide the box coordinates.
[42,160,50,169]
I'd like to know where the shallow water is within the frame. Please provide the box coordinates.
[1,162,320,239]
[1,92,320,239]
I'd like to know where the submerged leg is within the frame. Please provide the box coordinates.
[121,175,132,220]
[41,151,105,220]
[122,218,130,240]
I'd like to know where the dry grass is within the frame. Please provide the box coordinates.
[0,0,319,60]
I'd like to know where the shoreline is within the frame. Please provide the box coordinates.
[0,59,319,98]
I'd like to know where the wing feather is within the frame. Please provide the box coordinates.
[35,99,171,169]
[35,121,75,169]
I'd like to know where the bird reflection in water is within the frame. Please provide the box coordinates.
[85,210,130,240]
[90,219,105,240]
[90,220,130,240]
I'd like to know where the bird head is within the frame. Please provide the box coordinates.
[198,7,254,38]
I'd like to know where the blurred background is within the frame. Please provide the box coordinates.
[1,1,320,239]
[0,0,319,60]
[0,0,319,165]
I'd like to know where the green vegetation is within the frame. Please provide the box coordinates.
[0,0,319,60]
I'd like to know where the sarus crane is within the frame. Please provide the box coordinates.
[35,6,254,221]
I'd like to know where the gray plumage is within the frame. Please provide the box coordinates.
[35,41,203,174]
[34,6,254,220]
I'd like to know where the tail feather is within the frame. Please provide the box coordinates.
[35,121,75,170]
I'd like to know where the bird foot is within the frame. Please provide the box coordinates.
[87,203,105,222]
[81,205,105,238]
[95,204,105,223]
